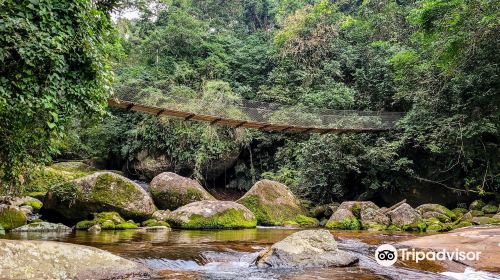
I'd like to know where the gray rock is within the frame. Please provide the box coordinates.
[143,226,171,232]
[167,200,256,229]
[149,172,215,210]
[255,229,358,268]
[152,209,171,221]
[11,222,71,232]
[88,224,101,233]
[19,205,33,215]
[360,207,390,230]
[0,239,150,279]
[387,203,422,227]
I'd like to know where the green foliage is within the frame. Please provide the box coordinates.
[0,0,116,192]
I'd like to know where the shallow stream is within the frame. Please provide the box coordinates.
[3,227,499,279]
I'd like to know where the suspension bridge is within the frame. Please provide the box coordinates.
[108,96,403,134]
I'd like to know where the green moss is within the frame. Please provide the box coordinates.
[469,199,485,211]
[101,220,116,229]
[350,203,361,218]
[325,217,361,230]
[481,204,498,214]
[238,194,302,226]
[470,210,484,217]
[169,208,257,229]
[402,222,427,232]
[427,223,442,231]
[452,207,468,216]
[94,211,125,224]
[24,162,95,193]
[76,220,96,230]
[89,173,146,219]
[294,215,319,227]
[22,200,43,211]
[115,222,139,230]
[452,220,472,229]
[0,206,27,230]
[386,224,401,231]
[142,219,170,227]
[151,186,211,210]
[29,218,43,223]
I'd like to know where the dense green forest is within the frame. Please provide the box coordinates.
[1,0,499,206]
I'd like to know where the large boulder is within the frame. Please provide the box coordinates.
[237,180,314,226]
[255,229,358,268]
[44,172,157,221]
[0,205,27,230]
[416,204,456,223]
[325,208,360,230]
[325,201,389,230]
[24,161,97,194]
[469,199,485,211]
[11,222,71,232]
[0,239,150,279]
[167,200,256,229]
[387,203,425,231]
[148,172,215,210]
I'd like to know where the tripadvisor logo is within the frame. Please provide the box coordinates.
[375,244,481,267]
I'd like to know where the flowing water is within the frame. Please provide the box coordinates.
[3,227,499,279]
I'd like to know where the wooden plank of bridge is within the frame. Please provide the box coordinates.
[107,98,392,134]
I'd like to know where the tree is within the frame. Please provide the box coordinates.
[0,0,116,192]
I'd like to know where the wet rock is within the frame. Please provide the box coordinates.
[44,172,157,221]
[167,200,256,229]
[360,207,390,230]
[0,239,151,279]
[76,212,141,230]
[19,205,33,215]
[309,203,339,219]
[469,199,485,211]
[255,229,358,268]
[237,180,314,226]
[0,196,43,212]
[149,172,215,210]
[0,204,27,230]
[152,209,171,221]
[143,226,170,232]
[88,224,101,233]
[325,209,360,230]
[471,216,496,225]
[387,203,424,231]
[416,204,456,223]
[481,204,498,214]
[11,222,71,232]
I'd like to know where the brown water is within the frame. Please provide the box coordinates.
[2,227,476,279]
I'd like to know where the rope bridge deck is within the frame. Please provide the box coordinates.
[108,98,404,134]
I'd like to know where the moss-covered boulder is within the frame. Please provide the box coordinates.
[469,199,485,211]
[24,161,97,194]
[387,203,424,231]
[0,205,27,230]
[236,179,311,226]
[325,201,388,230]
[471,216,496,225]
[76,212,141,230]
[141,219,170,227]
[45,172,157,221]
[148,172,215,210]
[416,204,456,223]
[11,222,71,232]
[481,204,498,214]
[452,207,468,218]
[325,209,360,230]
[167,200,256,229]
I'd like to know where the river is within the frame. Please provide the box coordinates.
[5,227,500,279]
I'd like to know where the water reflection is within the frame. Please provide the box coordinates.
[1,228,473,279]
